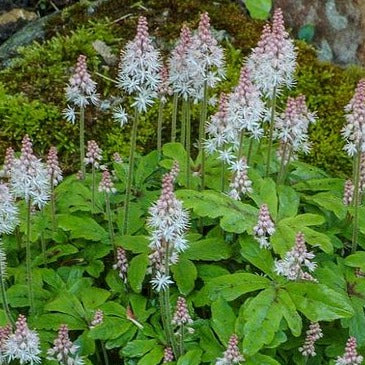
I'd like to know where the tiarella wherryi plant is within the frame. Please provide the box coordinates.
[1,7,365,365]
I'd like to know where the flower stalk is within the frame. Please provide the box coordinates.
[171,93,178,143]
[25,200,34,312]
[265,87,276,177]
[352,147,361,253]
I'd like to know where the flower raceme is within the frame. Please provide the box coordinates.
[148,162,189,292]
[65,54,99,109]
[274,232,317,281]
[299,322,323,357]
[117,16,162,112]
[215,334,244,365]
[0,183,19,235]
[5,314,41,365]
[335,337,363,365]
[246,8,296,97]
[342,79,365,156]
[253,203,275,248]
[47,146,63,187]
[10,135,50,209]
[228,157,253,200]
[84,140,102,169]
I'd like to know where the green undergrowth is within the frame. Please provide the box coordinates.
[0,0,364,176]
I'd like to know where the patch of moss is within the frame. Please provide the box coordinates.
[0,0,363,176]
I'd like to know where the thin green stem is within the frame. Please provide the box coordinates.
[185,99,191,189]
[157,100,164,154]
[277,142,288,185]
[92,164,96,213]
[265,88,277,177]
[26,200,34,312]
[352,150,362,253]
[40,225,47,268]
[221,161,226,192]
[105,193,115,256]
[199,82,208,190]
[181,99,186,148]
[238,131,245,160]
[171,93,178,143]
[0,260,14,326]
[100,340,109,365]
[50,178,56,234]
[247,138,254,165]
[123,108,139,235]
[179,324,185,356]
[80,106,86,178]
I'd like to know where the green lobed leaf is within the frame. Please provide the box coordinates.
[345,252,365,272]
[293,178,344,192]
[182,238,232,261]
[177,349,202,365]
[242,288,283,355]
[122,339,157,358]
[277,185,299,220]
[286,282,354,321]
[135,150,159,187]
[137,346,164,365]
[211,297,236,344]
[243,0,272,20]
[114,235,149,254]
[57,214,108,241]
[277,289,302,337]
[304,192,346,220]
[128,254,149,293]
[89,317,131,341]
[171,258,197,295]
[79,287,110,310]
[246,353,281,365]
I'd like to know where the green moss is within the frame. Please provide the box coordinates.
[0,0,363,176]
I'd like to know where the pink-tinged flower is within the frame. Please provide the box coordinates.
[246,8,296,97]
[117,16,162,112]
[205,93,230,154]
[65,54,99,109]
[163,347,174,363]
[299,322,323,357]
[47,146,63,186]
[148,163,189,291]
[253,203,275,248]
[343,179,354,206]
[216,334,244,365]
[169,24,195,100]
[90,309,104,328]
[158,64,172,102]
[47,324,83,365]
[5,314,41,365]
[275,95,316,158]
[187,12,225,100]
[228,157,253,200]
[343,79,365,156]
[1,147,15,178]
[113,247,128,283]
[84,140,102,169]
[10,135,50,208]
[335,337,363,365]
[0,183,19,235]
[113,152,123,164]
[172,297,193,326]
[98,169,116,194]
[274,232,317,281]
[0,324,11,363]
[360,153,365,191]
[227,67,267,143]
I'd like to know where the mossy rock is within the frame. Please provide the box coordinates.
[0,0,363,176]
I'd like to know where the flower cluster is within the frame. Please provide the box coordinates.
[343,179,354,206]
[342,79,365,156]
[148,162,189,291]
[5,314,41,365]
[228,157,253,200]
[117,16,162,112]
[98,169,116,193]
[90,310,104,328]
[335,337,363,365]
[187,12,225,99]
[169,24,194,99]
[10,135,50,208]
[84,140,102,169]
[274,232,317,281]
[0,324,11,364]
[299,322,323,357]
[246,8,296,97]
[47,146,63,187]
[47,324,84,365]
[275,94,316,159]
[113,247,128,283]
[0,147,15,178]
[65,54,99,110]
[158,64,172,102]
[172,297,193,326]
[0,183,19,235]
[216,334,244,365]
[226,67,266,142]
[163,347,174,363]
[253,203,275,248]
